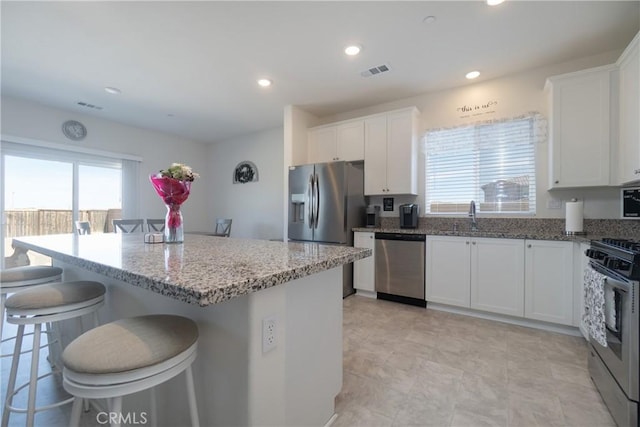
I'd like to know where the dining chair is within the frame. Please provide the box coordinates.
[112,219,144,233]
[74,221,91,235]
[146,219,165,232]
[212,219,232,237]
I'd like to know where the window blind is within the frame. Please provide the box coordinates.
[424,115,539,214]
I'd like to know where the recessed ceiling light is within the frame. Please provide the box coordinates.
[465,71,481,79]
[344,45,362,56]
[104,87,121,95]
[487,0,505,5]
[257,79,272,87]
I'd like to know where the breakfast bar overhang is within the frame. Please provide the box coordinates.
[12,233,371,427]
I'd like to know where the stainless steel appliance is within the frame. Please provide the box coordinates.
[399,204,419,229]
[288,161,365,297]
[366,205,380,228]
[374,233,426,307]
[586,238,640,427]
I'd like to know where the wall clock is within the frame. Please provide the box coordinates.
[233,161,259,184]
[62,120,87,141]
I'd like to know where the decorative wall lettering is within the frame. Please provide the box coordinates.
[457,100,498,119]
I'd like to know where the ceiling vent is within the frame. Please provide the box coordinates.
[360,64,391,78]
[77,101,103,110]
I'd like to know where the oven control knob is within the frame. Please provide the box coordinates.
[605,257,621,269]
[586,249,605,260]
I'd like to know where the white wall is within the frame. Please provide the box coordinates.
[207,127,284,240]
[313,49,624,219]
[0,96,210,231]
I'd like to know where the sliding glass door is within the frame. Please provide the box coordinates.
[2,146,123,267]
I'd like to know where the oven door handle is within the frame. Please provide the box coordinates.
[589,261,632,292]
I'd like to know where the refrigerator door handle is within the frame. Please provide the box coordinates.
[307,174,315,229]
[314,173,320,229]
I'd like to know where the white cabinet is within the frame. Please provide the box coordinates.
[364,108,419,195]
[426,236,525,316]
[524,240,574,325]
[617,32,640,185]
[353,232,375,293]
[471,238,525,317]
[426,236,470,307]
[308,121,364,164]
[546,65,616,189]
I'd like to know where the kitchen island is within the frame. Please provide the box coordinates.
[12,233,370,427]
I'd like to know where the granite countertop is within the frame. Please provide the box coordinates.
[352,227,594,243]
[12,234,371,307]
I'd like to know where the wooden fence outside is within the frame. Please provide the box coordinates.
[4,209,122,237]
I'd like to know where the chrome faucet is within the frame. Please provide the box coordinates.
[468,200,478,231]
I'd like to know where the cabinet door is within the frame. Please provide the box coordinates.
[336,121,364,161]
[426,236,470,307]
[548,68,612,188]
[308,127,337,164]
[353,232,375,292]
[524,240,574,325]
[364,116,388,195]
[618,35,640,185]
[471,238,525,316]
[386,110,417,195]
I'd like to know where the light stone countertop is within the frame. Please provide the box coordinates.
[12,233,371,307]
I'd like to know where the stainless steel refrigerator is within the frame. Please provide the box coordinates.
[288,161,366,297]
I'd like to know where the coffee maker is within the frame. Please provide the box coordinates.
[365,205,381,228]
[399,204,419,229]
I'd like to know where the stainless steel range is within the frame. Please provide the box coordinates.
[586,238,640,427]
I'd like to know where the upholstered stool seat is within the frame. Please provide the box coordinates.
[2,280,106,427]
[0,266,63,343]
[63,315,200,427]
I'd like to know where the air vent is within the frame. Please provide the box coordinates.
[77,102,103,110]
[360,64,391,78]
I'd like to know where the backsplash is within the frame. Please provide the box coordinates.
[379,217,640,237]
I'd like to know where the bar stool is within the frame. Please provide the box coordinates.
[2,280,106,427]
[0,266,63,343]
[62,314,200,427]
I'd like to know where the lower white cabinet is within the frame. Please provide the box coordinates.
[471,238,525,317]
[353,232,375,293]
[426,236,525,316]
[426,236,470,307]
[524,240,574,325]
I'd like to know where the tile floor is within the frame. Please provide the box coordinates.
[1,296,616,426]
[334,295,616,427]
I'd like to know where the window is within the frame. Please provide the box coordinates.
[424,114,543,215]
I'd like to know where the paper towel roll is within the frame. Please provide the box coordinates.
[565,200,584,233]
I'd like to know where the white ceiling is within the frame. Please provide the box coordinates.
[2,1,639,144]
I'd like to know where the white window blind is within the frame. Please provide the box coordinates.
[424,114,541,214]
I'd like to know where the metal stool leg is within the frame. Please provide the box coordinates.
[2,323,25,427]
[185,365,200,427]
[110,396,123,427]
[69,397,83,427]
[26,322,42,427]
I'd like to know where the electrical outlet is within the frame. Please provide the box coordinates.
[262,315,277,353]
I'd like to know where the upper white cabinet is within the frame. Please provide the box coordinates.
[426,236,525,317]
[524,240,574,325]
[364,108,419,195]
[616,32,640,185]
[353,231,375,294]
[308,120,364,164]
[546,65,616,189]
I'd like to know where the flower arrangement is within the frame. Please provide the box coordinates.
[150,163,198,243]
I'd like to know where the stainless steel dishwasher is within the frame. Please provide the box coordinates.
[375,233,426,307]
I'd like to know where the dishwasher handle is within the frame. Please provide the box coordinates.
[375,233,425,242]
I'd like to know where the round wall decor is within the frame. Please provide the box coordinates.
[233,161,259,184]
[62,120,87,141]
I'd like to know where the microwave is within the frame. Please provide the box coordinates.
[622,187,640,218]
